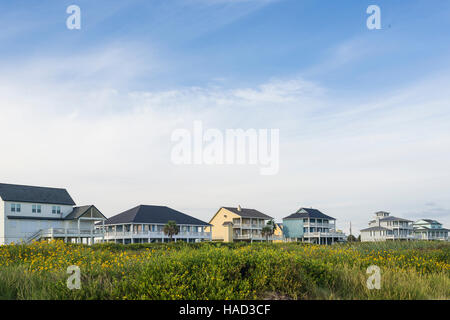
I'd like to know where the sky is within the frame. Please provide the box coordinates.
[1,0,450,235]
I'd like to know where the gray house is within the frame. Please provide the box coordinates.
[99,205,211,243]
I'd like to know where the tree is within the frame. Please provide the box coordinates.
[357,235,361,242]
[267,219,277,234]
[261,226,273,242]
[262,220,276,242]
[163,220,179,242]
[347,234,357,242]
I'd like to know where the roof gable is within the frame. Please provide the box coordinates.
[222,207,273,219]
[65,205,106,220]
[360,226,389,232]
[379,216,412,222]
[0,183,75,206]
[283,208,335,220]
[415,219,439,224]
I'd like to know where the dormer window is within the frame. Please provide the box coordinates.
[32,204,42,213]
[11,203,21,213]
[52,206,61,214]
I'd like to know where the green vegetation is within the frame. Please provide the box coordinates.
[0,240,448,300]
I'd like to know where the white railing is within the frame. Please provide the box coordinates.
[26,228,104,243]
[233,223,265,229]
[303,223,335,228]
[234,234,283,241]
[103,231,211,238]
[303,231,346,238]
[413,235,448,241]
[41,228,103,237]
[26,229,44,243]
[385,234,416,239]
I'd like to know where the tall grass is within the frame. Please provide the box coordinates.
[0,241,448,300]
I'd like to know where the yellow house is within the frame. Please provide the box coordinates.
[273,223,284,243]
[207,205,275,242]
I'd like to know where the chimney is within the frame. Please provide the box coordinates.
[237,205,242,212]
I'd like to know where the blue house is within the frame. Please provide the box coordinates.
[413,219,449,241]
[283,208,346,244]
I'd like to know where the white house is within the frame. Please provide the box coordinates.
[98,205,211,243]
[0,183,106,245]
[360,211,415,242]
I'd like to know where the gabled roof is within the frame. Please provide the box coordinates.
[103,205,210,226]
[0,183,75,206]
[415,219,440,224]
[65,205,106,220]
[379,216,412,222]
[283,208,335,220]
[415,226,449,231]
[360,226,389,232]
[222,207,273,219]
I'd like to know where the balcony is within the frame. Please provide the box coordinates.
[103,230,211,239]
[27,228,104,243]
[303,231,346,238]
[303,222,335,228]
[385,234,416,240]
[390,225,413,229]
[232,223,264,229]
[234,234,283,241]
[414,234,449,241]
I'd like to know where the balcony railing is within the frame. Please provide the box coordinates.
[303,231,346,238]
[303,223,335,228]
[103,231,211,239]
[390,225,413,229]
[234,234,283,241]
[232,223,265,229]
[27,228,104,243]
[413,235,448,241]
[385,234,416,239]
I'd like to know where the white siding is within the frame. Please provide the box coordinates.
[0,199,5,244]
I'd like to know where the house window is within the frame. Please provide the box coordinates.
[52,206,61,214]
[11,203,21,213]
[32,204,42,213]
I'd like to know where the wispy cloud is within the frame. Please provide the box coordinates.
[1,41,450,233]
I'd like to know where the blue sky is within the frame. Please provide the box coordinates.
[2,0,450,90]
[1,0,450,233]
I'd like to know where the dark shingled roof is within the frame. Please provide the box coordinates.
[283,208,335,220]
[379,216,412,222]
[65,206,93,220]
[0,183,75,206]
[65,205,105,220]
[103,205,210,226]
[222,207,273,219]
[360,226,390,232]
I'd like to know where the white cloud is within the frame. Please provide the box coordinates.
[1,44,449,234]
